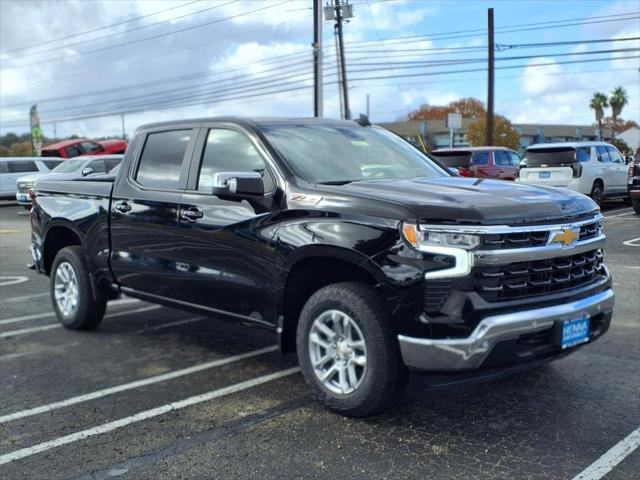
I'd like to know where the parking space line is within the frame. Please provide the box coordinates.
[0,297,141,326]
[0,345,278,424]
[133,316,204,334]
[622,237,640,246]
[0,292,48,304]
[604,207,632,217]
[0,305,160,338]
[0,366,300,465]
[605,211,636,219]
[570,426,640,480]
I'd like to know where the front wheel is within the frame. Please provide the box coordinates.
[50,246,106,330]
[590,182,604,207]
[296,282,408,417]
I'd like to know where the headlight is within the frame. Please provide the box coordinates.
[401,223,480,250]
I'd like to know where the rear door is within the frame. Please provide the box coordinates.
[110,127,197,298]
[493,151,517,180]
[606,146,628,192]
[595,146,616,193]
[173,124,281,326]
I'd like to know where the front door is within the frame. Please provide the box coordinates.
[175,126,281,327]
[110,128,196,298]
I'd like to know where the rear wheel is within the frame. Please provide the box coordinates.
[590,181,603,207]
[296,282,408,417]
[50,246,106,330]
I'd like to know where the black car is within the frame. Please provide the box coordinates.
[29,118,614,416]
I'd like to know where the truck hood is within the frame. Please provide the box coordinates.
[335,177,598,225]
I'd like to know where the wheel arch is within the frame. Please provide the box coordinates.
[277,246,389,354]
[43,222,84,275]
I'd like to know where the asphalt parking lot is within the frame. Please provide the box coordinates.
[0,202,638,480]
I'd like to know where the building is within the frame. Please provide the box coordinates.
[615,126,640,153]
[378,120,601,153]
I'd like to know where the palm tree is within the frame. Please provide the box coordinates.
[590,92,609,141]
[609,86,629,136]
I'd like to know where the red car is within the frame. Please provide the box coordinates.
[432,146,520,180]
[41,138,127,158]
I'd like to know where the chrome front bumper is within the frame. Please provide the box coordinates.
[398,288,614,371]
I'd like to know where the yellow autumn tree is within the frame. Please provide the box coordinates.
[467,115,520,150]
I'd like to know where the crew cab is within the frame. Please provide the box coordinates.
[30,118,614,416]
[432,146,520,180]
[517,142,629,205]
[41,138,127,158]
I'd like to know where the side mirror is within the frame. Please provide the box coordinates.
[212,171,264,196]
[81,167,94,176]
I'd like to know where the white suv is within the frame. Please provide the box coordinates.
[516,142,629,205]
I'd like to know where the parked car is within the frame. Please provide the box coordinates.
[517,142,629,205]
[16,155,122,207]
[30,118,613,416]
[431,147,520,180]
[41,138,127,158]
[0,157,63,199]
[629,149,640,214]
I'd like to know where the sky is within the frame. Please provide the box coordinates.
[0,0,638,139]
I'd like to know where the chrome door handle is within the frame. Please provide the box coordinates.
[114,200,132,213]
[180,208,203,221]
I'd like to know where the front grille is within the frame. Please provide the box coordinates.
[482,231,548,249]
[475,249,604,301]
[579,222,600,241]
[424,280,452,313]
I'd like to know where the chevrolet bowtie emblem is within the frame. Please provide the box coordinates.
[551,228,580,246]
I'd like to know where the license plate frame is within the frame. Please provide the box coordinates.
[561,316,590,349]
[539,171,551,179]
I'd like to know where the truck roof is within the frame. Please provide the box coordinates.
[526,141,613,150]
[136,117,362,132]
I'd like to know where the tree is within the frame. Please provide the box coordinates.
[467,115,520,150]
[589,92,609,140]
[610,138,632,156]
[609,86,629,136]
[408,97,486,121]
[602,117,638,133]
[0,145,10,157]
[8,142,33,157]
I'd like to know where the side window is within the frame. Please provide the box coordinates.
[473,152,488,166]
[197,129,275,193]
[43,160,63,170]
[88,159,107,173]
[66,146,82,158]
[8,161,38,173]
[135,130,191,190]
[494,151,510,166]
[576,147,591,162]
[596,146,610,163]
[607,146,624,164]
[105,158,121,171]
[509,151,521,166]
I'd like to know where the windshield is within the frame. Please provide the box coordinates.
[51,159,85,173]
[260,124,447,184]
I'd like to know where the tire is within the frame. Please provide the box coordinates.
[50,246,106,330]
[296,282,408,417]
[633,198,640,215]
[590,181,603,207]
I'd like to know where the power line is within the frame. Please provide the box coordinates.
[0,0,202,55]
[0,0,290,70]
[4,0,241,60]
[3,55,637,129]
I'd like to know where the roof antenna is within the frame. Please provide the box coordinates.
[357,114,370,127]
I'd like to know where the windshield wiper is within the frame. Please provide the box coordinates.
[317,180,358,185]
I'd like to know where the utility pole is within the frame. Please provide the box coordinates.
[486,7,495,146]
[313,0,323,117]
[335,0,350,120]
[366,93,370,118]
[53,123,57,140]
[121,113,126,140]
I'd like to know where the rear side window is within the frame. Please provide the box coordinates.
[105,158,121,171]
[494,151,511,166]
[576,147,591,162]
[607,146,624,164]
[65,146,82,158]
[508,151,520,166]
[596,146,610,163]
[197,129,274,193]
[8,160,38,173]
[88,159,107,173]
[473,152,488,166]
[136,130,191,189]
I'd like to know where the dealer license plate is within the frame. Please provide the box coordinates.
[561,316,590,349]
[539,171,551,179]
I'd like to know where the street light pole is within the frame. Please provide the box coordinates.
[335,0,351,120]
[313,0,323,118]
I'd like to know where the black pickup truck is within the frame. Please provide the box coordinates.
[30,118,614,416]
